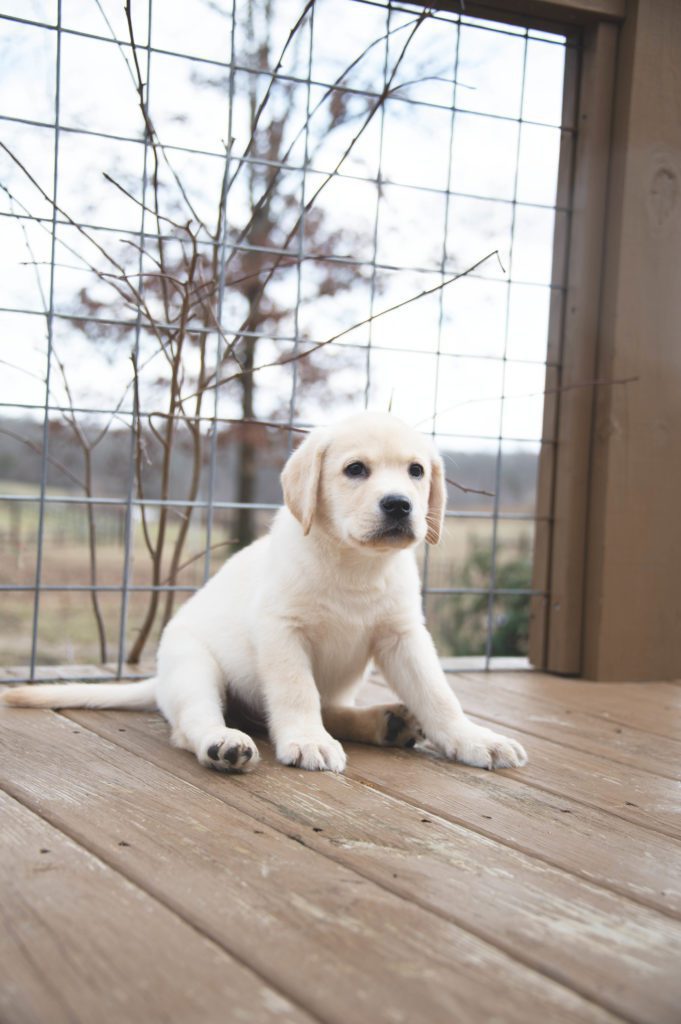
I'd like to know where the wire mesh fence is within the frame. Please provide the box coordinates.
[0,0,577,681]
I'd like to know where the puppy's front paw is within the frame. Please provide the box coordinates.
[443,722,527,770]
[277,734,347,773]
[381,704,424,748]
[199,728,260,772]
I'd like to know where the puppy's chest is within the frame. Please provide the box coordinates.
[299,590,389,678]
[304,594,375,637]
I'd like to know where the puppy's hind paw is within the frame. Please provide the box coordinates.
[381,704,424,748]
[199,728,260,772]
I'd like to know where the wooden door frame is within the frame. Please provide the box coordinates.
[531,0,681,680]
[529,20,620,674]
[433,2,681,680]
[431,1,627,676]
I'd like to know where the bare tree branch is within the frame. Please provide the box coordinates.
[181,248,503,403]
[213,7,433,365]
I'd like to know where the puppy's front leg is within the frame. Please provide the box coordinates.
[259,625,346,773]
[374,626,527,769]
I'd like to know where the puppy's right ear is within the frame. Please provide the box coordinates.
[281,429,327,535]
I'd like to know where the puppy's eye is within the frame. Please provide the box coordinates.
[408,463,425,479]
[344,461,369,479]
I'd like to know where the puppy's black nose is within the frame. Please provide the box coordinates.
[380,494,412,520]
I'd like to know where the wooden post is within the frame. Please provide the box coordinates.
[581,0,681,680]
[530,22,619,674]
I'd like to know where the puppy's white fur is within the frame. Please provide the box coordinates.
[2,412,527,774]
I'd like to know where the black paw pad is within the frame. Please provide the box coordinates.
[385,711,407,744]
[224,745,241,765]
[404,737,416,748]
[207,743,221,761]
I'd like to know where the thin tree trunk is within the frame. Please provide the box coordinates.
[236,334,257,549]
[83,447,108,664]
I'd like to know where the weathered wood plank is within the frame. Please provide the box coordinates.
[0,709,623,1024]
[0,789,312,1024]
[356,742,681,889]
[70,705,681,916]
[469,721,680,839]
[462,671,681,737]
[444,675,681,779]
[353,680,681,914]
[363,677,681,838]
[63,707,681,1024]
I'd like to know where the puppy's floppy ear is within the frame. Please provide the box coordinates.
[281,429,327,535]
[426,453,446,545]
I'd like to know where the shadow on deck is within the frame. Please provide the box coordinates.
[1,670,680,1024]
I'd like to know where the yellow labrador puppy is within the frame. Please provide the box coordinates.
[2,412,527,773]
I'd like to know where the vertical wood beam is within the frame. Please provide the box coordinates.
[530,21,618,673]
[582,0,681,680]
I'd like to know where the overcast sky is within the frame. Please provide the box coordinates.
[0,0,567,453]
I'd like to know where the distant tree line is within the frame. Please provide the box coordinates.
[0,415,539,514]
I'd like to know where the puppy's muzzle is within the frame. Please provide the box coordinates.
[379,494,412,521]
[362,494,416,545]
[370,493,415,543]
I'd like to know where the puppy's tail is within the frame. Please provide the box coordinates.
[0,677,158,711]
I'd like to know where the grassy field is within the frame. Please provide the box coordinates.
[0,486,534,669]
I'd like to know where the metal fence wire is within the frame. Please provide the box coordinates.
[0,0,577,681]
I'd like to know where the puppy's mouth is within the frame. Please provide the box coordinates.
[364,522,416,546]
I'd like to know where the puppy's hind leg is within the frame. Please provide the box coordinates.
[156,627,259,772]
[323,704,423,748]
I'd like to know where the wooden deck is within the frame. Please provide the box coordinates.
[1,670,680,1024]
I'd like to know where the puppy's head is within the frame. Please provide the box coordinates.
[281,412,446,550]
